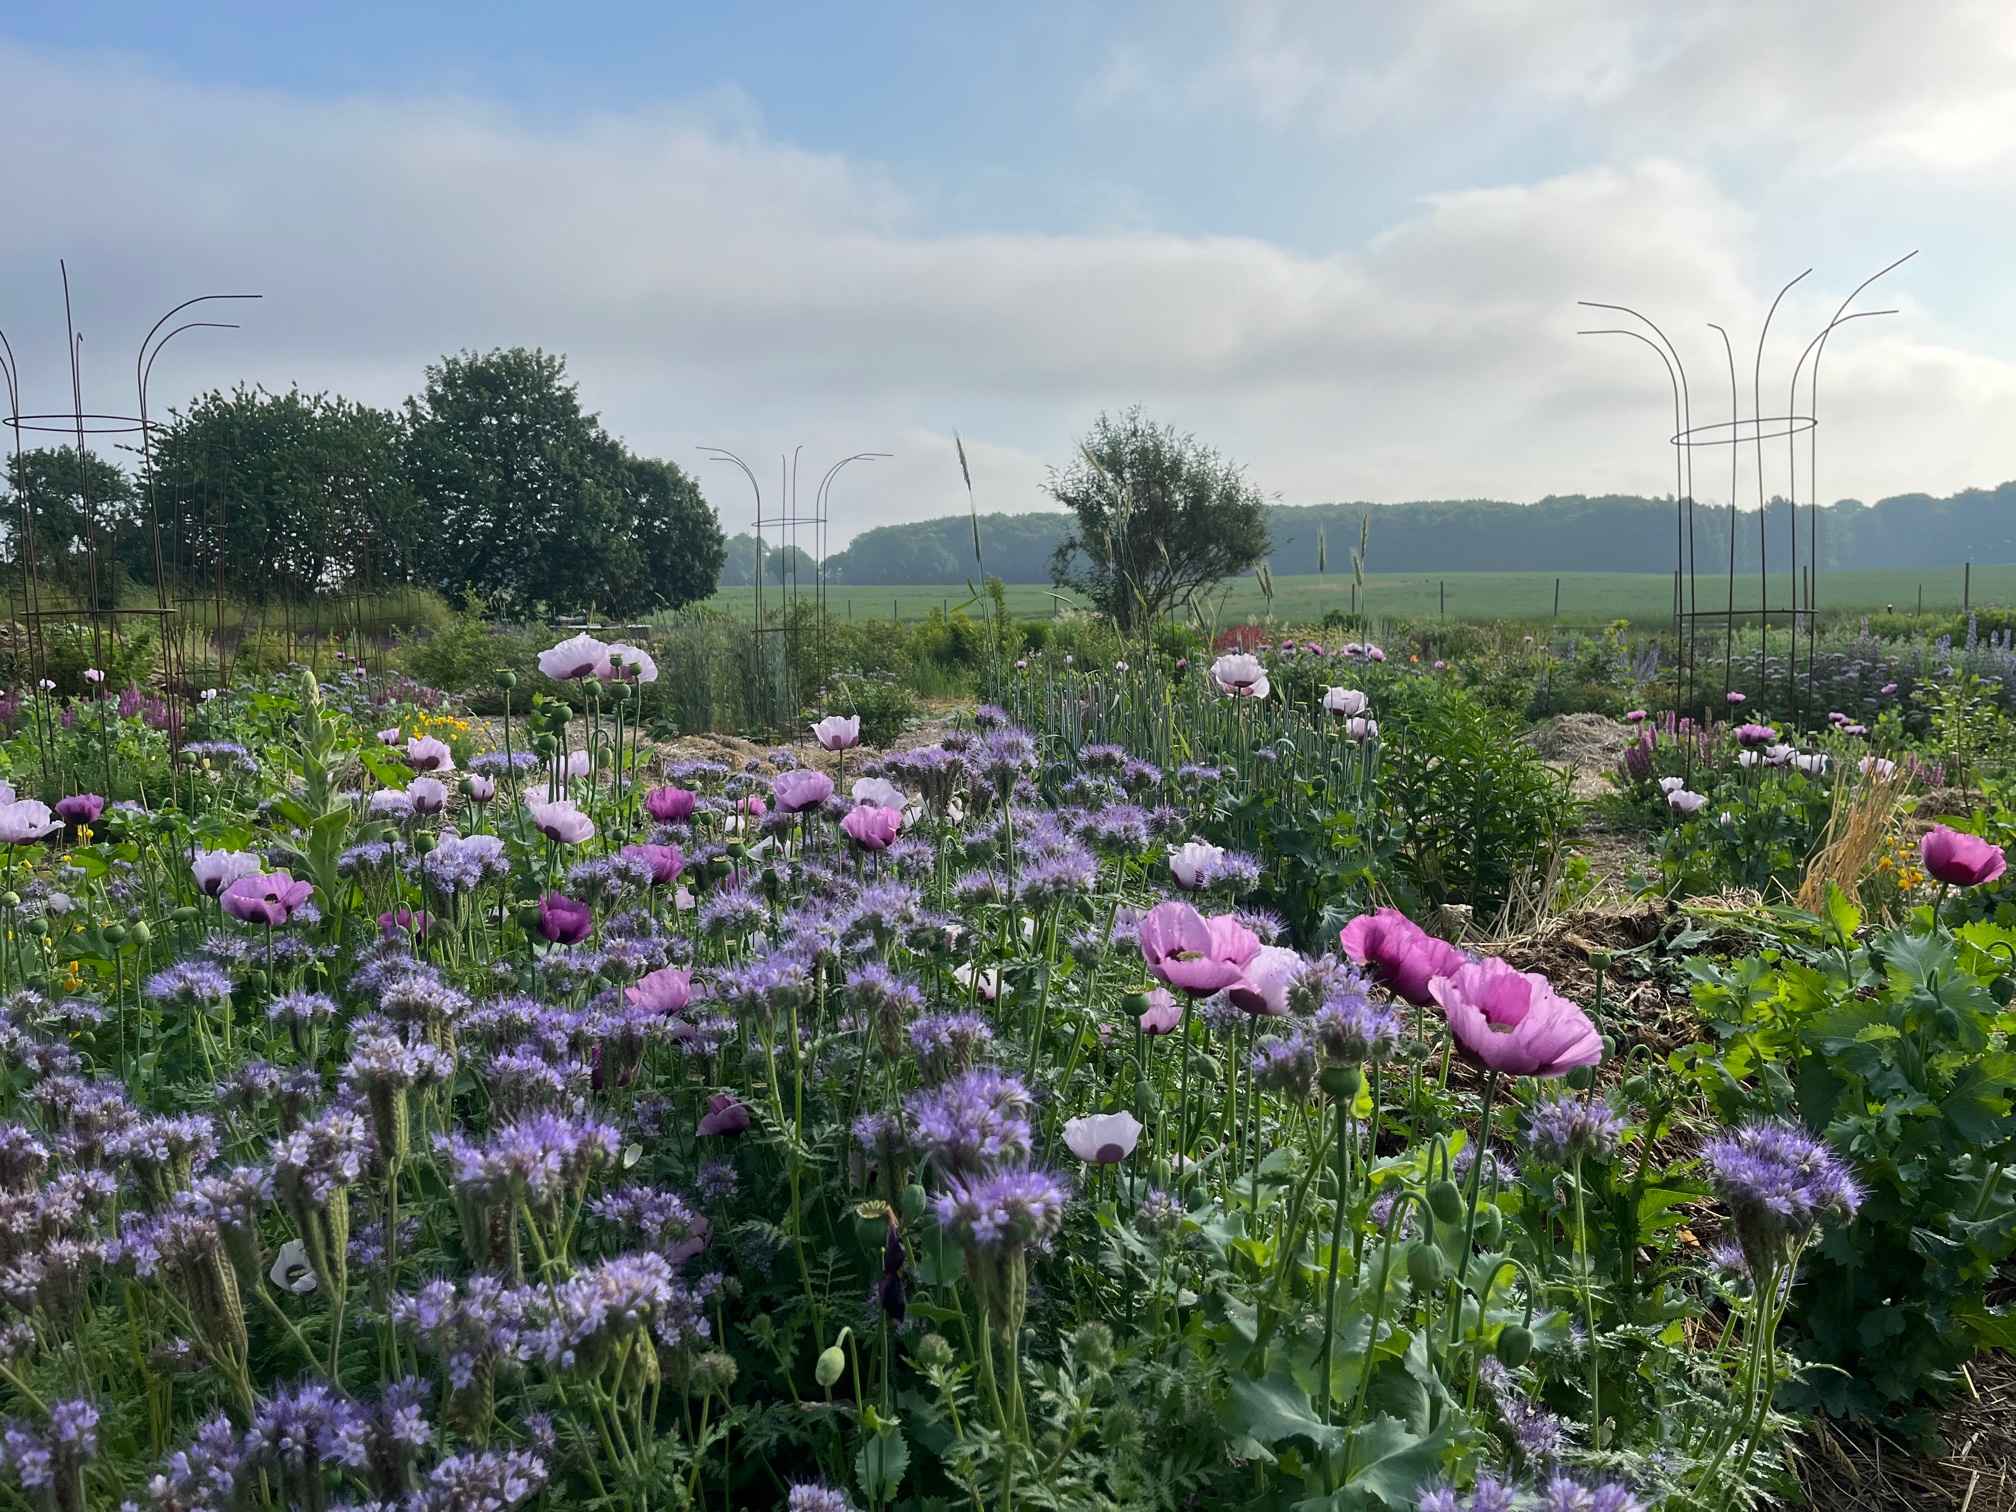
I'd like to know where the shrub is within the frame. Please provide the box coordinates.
[1683,900,2016,1435]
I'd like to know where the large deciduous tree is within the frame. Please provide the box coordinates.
[404,348,722,618]
[1047,407,1271,632]
[148,386,420,602]
[2,446,145,608]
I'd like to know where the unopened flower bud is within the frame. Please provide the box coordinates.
[815,1344,846,1390]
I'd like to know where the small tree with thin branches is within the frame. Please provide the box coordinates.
[1046,407,1271,634]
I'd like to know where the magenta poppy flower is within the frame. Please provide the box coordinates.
[536,892,592,944]
[1227,944,1303,1017]
[644,785,697,823]
[812,715,861,751]
[1623,709,1647,723]
[773,769,834,814]
[627,966,694,1014]
[53,794,105,828]
[1138,900,1261,997]
[1138,988,1183,1035]
[221,871,314,926]
[622,842,684,885]
[1726,691,1747,705]
[1920,826,2008,888]
[378,907,433,938]
[1338,908,1466,1008]
[464,775,496,804]
[736,795,768,821]
[840,805,903,851]
[697,1094,751,1137]
[1733,723,1776,749]
[1430,957,1601,1078]
[1880,682,1898,695]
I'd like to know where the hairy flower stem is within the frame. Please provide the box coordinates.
[1316,1103,1354,1422]
[1443,1072,1501,1355]
[1570,1151,1601,1446]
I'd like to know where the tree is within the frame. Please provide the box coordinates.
[719,534,817,588]
[403,348,724,618]
[1047,407,1272,632]
[148,387,420,602]
[612,455,728,614]
[1,446,144,607]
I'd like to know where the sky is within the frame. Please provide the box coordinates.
[3,1,2015,547]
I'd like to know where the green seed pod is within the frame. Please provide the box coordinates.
[1563,1065,1596,1093]
[1495,1324,1534,1367]
[128,921,154,948]
[852,1212,889,1254]
[1992,975,2015,1007]
[170,905,200,925]
[1426,1178,1465,1225]
[1475,1204,1504,1248]
[898,1184,928,1223]
[1320,1063,1364,1100]
[413,833,437,855]
[916,1332,955,1370]
[23,918,48,939]
[1406,1241,1447,1292]
[0,892,17,909]
[815,1344,847,1390]
[102,923,129,947]
[496,670,519,690]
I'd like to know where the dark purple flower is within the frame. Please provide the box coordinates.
[53,794,105,828]
[536,893,592,945]
[696,1094,750,1137]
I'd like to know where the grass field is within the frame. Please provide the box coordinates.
[703,565,2016,627]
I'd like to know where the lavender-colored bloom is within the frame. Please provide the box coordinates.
[417,1448,550,1510]
[124,1414,244,1511]
[1703,1119,1862,1271]
[268,990,340,1026]
[437,1111,619,1208]
[934,1167,1070,1252]
[1017,845,1098,904]
[590,1184,710,1264]
[272,1106,373,1207]
[907,1068,1033,1175]
[907,1012,994,1078]
[1523,1094,1626,1165]
[144,959,233,1008]
[242,1379,370,1485]
[422,832,510,893]
[1250,1031,1319,1098]
[788,1486,856,1512]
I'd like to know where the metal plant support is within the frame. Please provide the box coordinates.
[1578,252,1915,725]
[2,263,260,758]
[699,445,886,731]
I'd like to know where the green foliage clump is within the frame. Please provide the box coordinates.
[1684,901,2016,1434]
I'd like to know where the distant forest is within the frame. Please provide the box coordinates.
[730,484,2016,587]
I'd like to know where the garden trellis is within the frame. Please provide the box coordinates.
[699,443,886,730]
[1578,251,1916,726]
[0,262,260,757]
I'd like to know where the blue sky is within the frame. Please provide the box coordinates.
[4,2,2014,542]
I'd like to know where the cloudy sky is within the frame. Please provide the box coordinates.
[4,1,2014,545]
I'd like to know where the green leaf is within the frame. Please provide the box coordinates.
[1822,883,1862,945]
[854,1423,909,1502]
[1228,1368,1344,1454]
[1293,1413,1458,1511]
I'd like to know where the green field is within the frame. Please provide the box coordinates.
[703,565,2015,627]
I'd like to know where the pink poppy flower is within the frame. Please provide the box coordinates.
[644,786,697,823]
[1338,907,1465,1008]
[1920,826,2007,888]
[1430,957,1601,1078]
[1139,900,1261,997]
[840,805,903,851]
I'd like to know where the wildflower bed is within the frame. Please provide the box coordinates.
[0,634,2006,1512]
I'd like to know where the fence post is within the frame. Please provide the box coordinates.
[1439,579,1445,619]
[1917,584,1923,614]
[1553,577,1561,619]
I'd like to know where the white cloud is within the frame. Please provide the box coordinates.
[2,37,2012,556]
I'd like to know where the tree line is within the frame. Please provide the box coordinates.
[823,483,2016,584]
[0,349,727,620]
